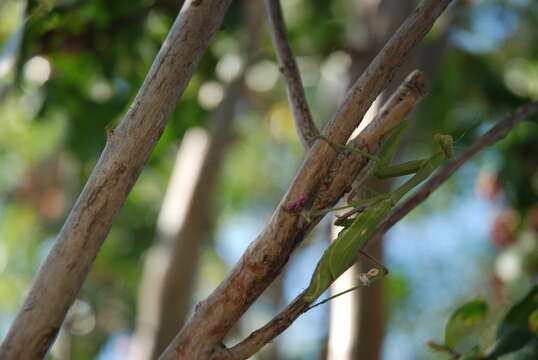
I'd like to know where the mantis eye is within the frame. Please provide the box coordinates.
[434,134,454,158]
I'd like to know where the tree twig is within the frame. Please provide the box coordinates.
[0,1,234,359]
[211,293,311,360]
[208,102,538,360]
[160,1,452,359]
[264,0,319,148]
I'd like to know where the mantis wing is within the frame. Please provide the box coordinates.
[304,199,392,302]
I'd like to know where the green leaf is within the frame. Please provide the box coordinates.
[459,346,481,360]
[486,329,534,359]
[444,300,488,353]
[510,335,538,360]
[485,285,538,359]
[529,309,538,332]
[498,285,538,338]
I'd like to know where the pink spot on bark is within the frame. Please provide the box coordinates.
[285,195,308,212]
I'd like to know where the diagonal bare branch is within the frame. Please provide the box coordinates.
[212,292,311,360]
[265,0,319,148]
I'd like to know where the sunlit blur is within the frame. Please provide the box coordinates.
[197,81,224,109]
[23,56,51,85]
[246,60,279,92]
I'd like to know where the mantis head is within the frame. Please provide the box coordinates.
[434,134,454,158]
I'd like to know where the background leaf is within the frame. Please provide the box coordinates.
[486,285,538,359]
[444,300,488,353]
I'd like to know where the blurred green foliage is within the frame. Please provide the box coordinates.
[0,0,537,359]
[429,285,538,360]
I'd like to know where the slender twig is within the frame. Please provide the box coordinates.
[367,101,538,242]
[209,102,538,360]
[264,0,319,148]
[212,271,386,360]
[212,293,311,360]
[426,341,460,357]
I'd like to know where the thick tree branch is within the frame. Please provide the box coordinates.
[209,102,538,360]
[0,1,233,359]
[264,0,319,148]
[368,101,538,241]
[160,1,452,359]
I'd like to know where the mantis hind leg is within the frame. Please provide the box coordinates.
[315,135,380,161]
[359,250,389,275]
[307,251,388,309]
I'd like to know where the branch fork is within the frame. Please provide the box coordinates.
[161,1,456,357]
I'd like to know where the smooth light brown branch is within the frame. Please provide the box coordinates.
[209,102,538,360]
[265,0,319,148]
[368,101,538,241]
[0,1,233,359]
[160,1,452,359]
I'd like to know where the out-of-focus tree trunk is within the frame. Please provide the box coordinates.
[327,1,461,359]
[129,4,263,360]
[51,327,71,360]
[128,80,244,360]
[128,127,210,360]
[256,275,285,360]
[326,0,455,359]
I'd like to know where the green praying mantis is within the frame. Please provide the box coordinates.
[303,121,454,306]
